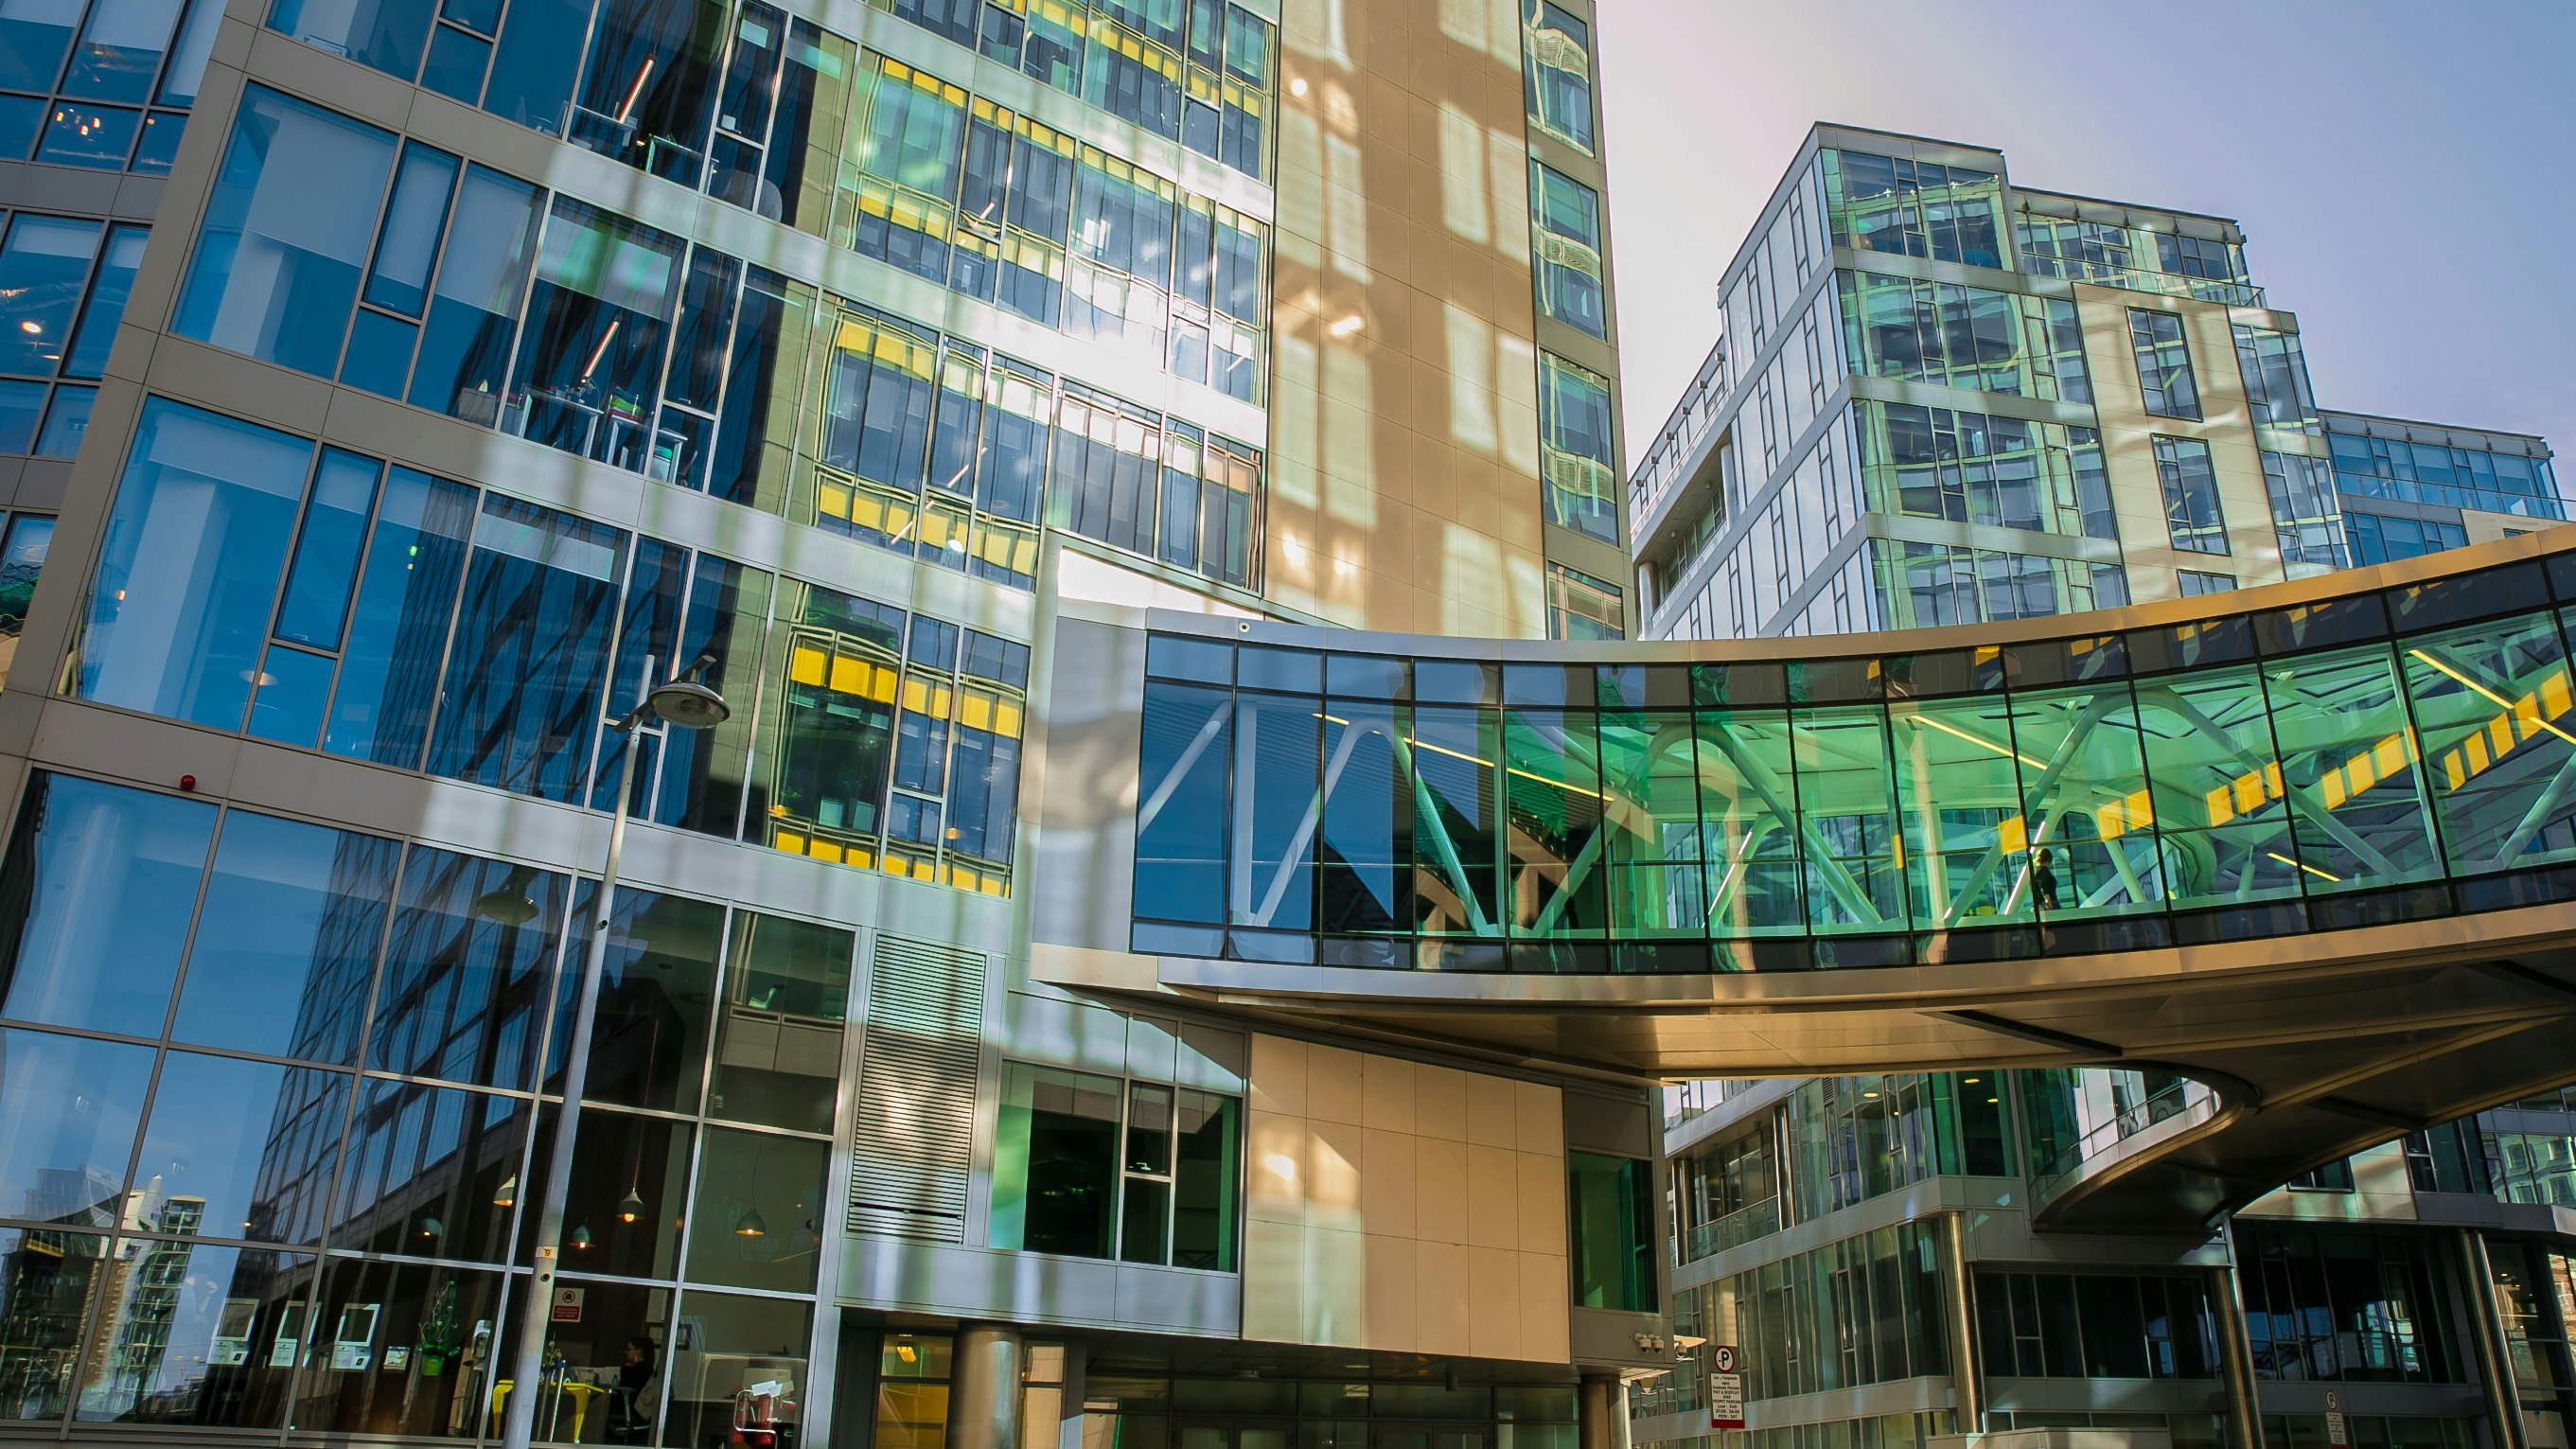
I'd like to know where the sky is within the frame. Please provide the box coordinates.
[1596,0,2576,466]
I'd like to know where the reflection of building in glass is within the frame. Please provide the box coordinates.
[85,1196,203,1418]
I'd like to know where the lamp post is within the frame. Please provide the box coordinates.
[498,656,729,1449]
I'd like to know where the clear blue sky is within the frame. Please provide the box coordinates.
[1597,0,2576,466]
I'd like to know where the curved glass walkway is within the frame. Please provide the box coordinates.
[1123,551,2576,974]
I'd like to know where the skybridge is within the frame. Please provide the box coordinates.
[1026,534,2576,1229]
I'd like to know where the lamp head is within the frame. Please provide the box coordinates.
[645,679,730,731]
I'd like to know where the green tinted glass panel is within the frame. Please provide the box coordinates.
[2401,614,2576,874]
[2005,683,2167,920]
[1694,711,1804,938]
[1792,706,1903,933]
[1890,695,2028,930]
[2261,644,2438,893]
[2133,666,2301,910]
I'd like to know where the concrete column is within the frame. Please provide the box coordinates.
[2208,1260,2263,1449]
[1940,1211,1983,1438]
[1578,1373,1624,1449]
[2459,1231,2530,1449]
[946,1324,1028,1449]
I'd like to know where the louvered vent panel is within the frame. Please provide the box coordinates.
[848,934,983,1243]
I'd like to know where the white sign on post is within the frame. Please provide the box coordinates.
[2325,1389,2348,1446]
[1708,1344,1745,1431]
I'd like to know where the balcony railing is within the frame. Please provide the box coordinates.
[1682,1195,1781,1262]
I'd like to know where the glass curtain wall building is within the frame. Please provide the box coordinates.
[1643,1072,2576,1449]
[0,0,1652,1442]
[1626,125,2563,644]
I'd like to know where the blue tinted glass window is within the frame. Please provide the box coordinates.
[406,163,539,420]
[0,381,39,452]
[245,642,333,745]
[126,107,182,170]
[79,399,311,729]
[168,809,397,1060]
[31,381,91,456]
[155,0,219,102]
[0,96,44,159]
[0,772,216,1035]
[0,214,102,376]
[426,494,626,802]
[502,199,680,468]
[272,449,378,649]
[366,845,570,1090]
[174,86,397,376]
[322,467,476,768]
[418,24,490,101]
[336,308,416,397]
[328,1078,532,1260]
[0,1025,155,1219]
[266,0,434,80]
[37,99,138,167]
[0,0,81,91]
[132,1050,350,1242]
[62,222,144,378]
[362,143,458,316]
[60,0,184,103]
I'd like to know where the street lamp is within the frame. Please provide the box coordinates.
[498,656,730,1449]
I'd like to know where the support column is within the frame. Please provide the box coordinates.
[1940,1211,1983,1439]
[2459,1231,2530,1449]
[947,1324,1029,1449]
[2208,1259,2263,1449]
[1578,1373,1624,1449]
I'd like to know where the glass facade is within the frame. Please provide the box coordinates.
[73,398,1030,894]
[0,769,841,1440]
[0,210,143,457]
[987,1061,1241,1269]
[1854,400,2113,540]
[170,87,1263,592]
[1871,540,2126,628]
[2014,209,2259,307]
[2328,427,2562,521]
[0,0,217,172]
[2238,1228,2460,1384]
[1835,270,2090,403]
[1821,150,2003,267]
[1133,555,2576,969]
[1694,1221,1949,1401]
[264,0,1274,186]
[1973,1269,2220,1379]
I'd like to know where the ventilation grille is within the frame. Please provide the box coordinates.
[847,934,983,1243]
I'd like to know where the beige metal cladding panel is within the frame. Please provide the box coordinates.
[1241,1034,1570,1361]
[2074,286,2285,600]
[1265,0,1551,639]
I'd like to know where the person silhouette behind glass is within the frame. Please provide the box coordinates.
[608,1336,659,1444]
[2030,848,2060,911]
